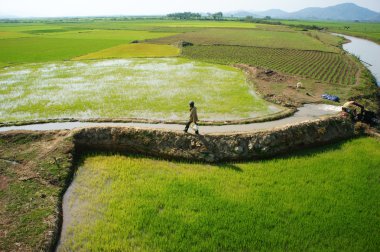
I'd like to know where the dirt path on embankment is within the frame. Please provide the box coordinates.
[0,104,341,134]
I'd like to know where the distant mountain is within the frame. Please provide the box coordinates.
[370,14,380,22]
[290,3,379,21]
[224,11,258,18]
[254,9,289,18]
[224,3,380,21]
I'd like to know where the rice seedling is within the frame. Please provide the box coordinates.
[73,43,180,60]
[182,45,359,85]
[0,58,277,122]
[59,137,380,251]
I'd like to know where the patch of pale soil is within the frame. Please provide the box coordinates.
[236,64,328,107]
[0,174,9,190]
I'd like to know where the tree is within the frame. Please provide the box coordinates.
[245,16,254,22]
[212,12,223,20]
[167,12,201,20]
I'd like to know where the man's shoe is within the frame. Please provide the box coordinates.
[183,129,188,133]
[195,130,200,135]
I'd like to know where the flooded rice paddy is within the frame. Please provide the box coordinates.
[0,58,281,122]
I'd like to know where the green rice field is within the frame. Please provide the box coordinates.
[0,30,177,65]
[0,58,278,122]
[183,45,359,85]
[148,28,340,52]
[58,137,380,251]
[1,17,380,252]
[0,19,369,89]
[1,19,363,123]
[281,20,380,44]
[74,43,180,60]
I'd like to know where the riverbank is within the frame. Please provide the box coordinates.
[334,33,380,87]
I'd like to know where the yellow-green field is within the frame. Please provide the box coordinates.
[74,43,180,60]
[58,137,380,251]
[0,28,178,65]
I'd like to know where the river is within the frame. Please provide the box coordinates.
[334,33,380,86]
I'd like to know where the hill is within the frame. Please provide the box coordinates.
[225,3,380,21]
[290,3,380,21]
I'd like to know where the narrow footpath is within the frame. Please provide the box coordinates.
[0,104,341,134]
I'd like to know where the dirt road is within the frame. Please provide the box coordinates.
[0,104,341,134]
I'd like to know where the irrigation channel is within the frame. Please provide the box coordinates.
[334,33,380,86]
[1,104,340,134]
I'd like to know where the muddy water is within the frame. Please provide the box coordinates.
[0,104,341,134]
[334,33,380,86]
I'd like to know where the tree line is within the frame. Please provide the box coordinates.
[167,12,224,20]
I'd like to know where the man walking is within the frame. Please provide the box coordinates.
[184,101,199,134]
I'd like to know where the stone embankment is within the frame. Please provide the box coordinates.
[73,115,355,162]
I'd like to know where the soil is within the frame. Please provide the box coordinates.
[0,131,74,252]
[0,104,341,134]
[236,64,333,107]
[0,175,9,190]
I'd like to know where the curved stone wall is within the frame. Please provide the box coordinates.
[72,115,355,162]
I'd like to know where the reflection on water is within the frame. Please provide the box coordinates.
[334,33,380,86]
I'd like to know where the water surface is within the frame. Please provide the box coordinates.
[335,33,380,86]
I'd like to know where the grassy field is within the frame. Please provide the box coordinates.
[0,18,378,119]
[60,19,260,30]
[149,28,340,52]
[0,17,379,252]
[183,45,359,85]
[0,58,278,122]
[74,43,180,60]
[58,137,380,251]
[0,30,177,66]
[0,131,74,251]
[0,20,265,67]
[281,20,380,44]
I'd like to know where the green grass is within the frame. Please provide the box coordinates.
[59,137,380,251]
[182,45,359,85]
[0,37,123,64]
[0,23,66,32]
[74,43,180,60]
[0,58,278,122]
[60,20,260,30]
[0,31,34,39]
[0,20,257,35]
[0,30,178,66]
[149,28,339,52]
[281,20,380,44]
[0,132,73,251]
[37,29,177,41]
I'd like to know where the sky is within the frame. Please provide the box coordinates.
[0,0,379,17]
